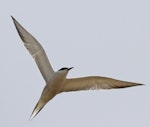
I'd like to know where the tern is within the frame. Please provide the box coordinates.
[11,16,143,120]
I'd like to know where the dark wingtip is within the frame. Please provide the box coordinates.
[11,16,17,25]
[138,83,145,86]
[114,83,145,89]
[132,83,145,88]
[132,83,145,87]
[11,16,15,21]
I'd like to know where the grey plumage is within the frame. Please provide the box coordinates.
[11,16,143,120]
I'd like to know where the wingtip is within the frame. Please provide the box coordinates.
[130,82,145,87]
[11,16,20,25]
[134,82,144,86]
[11,16,18,25]
[11,16,15,21]
[129,83,145,88]
[139,83,145,86]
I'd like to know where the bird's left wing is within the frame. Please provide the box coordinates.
[12,16,54,83]
[60,76,143,92]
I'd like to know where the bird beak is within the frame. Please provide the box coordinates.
[68,67,74,70]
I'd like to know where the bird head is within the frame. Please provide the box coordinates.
[58,67,73,71]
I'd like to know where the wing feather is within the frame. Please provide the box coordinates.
[61,76,143,92]
[12,16,54,83]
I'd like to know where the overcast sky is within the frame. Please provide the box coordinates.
[0,0,149,127]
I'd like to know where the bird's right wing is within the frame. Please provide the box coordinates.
[12,16,54,83]
[60,76,143,92]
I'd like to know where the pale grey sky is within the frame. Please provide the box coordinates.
[0,0,149,127]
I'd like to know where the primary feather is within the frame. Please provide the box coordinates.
[11,16,54,83]
[61,76,143,92]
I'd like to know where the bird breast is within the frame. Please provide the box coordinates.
[47,73,66,92]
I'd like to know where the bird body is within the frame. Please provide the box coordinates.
[11,16,143,120]
[30,67,72,119]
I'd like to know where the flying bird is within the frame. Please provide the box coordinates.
[11,16,143,120]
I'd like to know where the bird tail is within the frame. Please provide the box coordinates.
[29,100,46,120]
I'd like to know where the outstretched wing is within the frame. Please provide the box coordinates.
[61,76,143,92]
[12,16,54,83]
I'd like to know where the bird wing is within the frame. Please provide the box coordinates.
[12,16,54,83]
[60,76,143,92]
